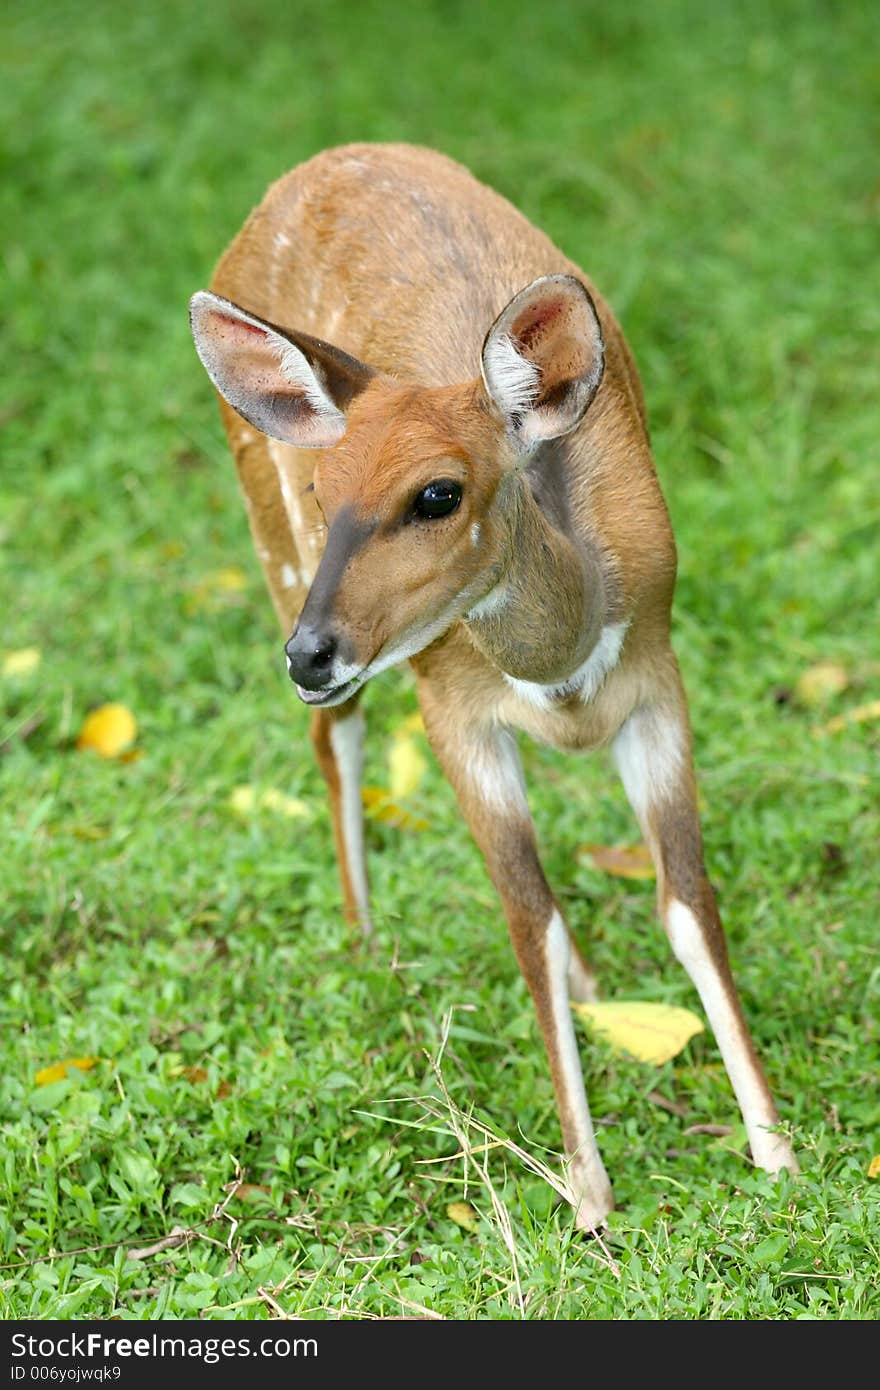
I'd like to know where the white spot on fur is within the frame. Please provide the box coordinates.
[330,711,371,933]
[504,621,629,710]
[268,441,319,585]
[277,342,344,435]
[274,231,291,251]
[544,910,613,1225]
[470,522,481,548]
[613,703,685,822]
[319,306,344,342]
[666,902,795,1173]
[482,333,540,418]
[280,563,299,590]
[466,582,507,619]
[468,727,528,815]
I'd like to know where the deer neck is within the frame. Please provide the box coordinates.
[465,467,607,685]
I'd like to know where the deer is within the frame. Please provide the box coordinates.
[189,142,797,1231]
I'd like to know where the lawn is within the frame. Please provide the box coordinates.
[1,0,877,1319]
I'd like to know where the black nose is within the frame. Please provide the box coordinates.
[284,624,338,689]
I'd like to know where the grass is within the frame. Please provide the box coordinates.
[1,0,878,1319]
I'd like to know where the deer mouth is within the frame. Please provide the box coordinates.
[295,673,365,708]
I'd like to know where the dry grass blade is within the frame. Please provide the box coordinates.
[426,1011,525,1316]
[647,1090,688,1118]
[682,1123,733,1137]
[395,1086,622,1277]
[426,1010,621,1290]
[256,1285,299,1319]
[127,1226,191,1261]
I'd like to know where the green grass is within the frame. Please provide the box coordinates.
[2,0,878,1319]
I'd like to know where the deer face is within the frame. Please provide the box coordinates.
[280,379,511,704]
[189,276,603,704]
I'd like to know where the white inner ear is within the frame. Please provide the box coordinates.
[481,332,540,418]
[276,338,343,429]
[190,292,345,446]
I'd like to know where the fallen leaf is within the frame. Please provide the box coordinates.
[213,566,248,591]
[868,1155,880,1179]
[795,662,849,706]
[76,704,137,758]
[572,1000,704,1065]
[3,647,41,677]
[228,785,310,818]
[35,1056,101,1086]
[647,1090,688,1118]
[185,567,250,613]
[814,700,880,736]
[260,788,310,819]
[389,731,427,800]
[362,786,428,831]
[229,785,257,815]
[578,844,655,880]
[446,1201,478,1232]
[178,1066,208,1084]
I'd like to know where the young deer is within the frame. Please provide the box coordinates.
[189,143,796,1230]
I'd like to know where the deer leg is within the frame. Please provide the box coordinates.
[311,700,372,935]
[613,687,797,1174]
[420,702,611,1229]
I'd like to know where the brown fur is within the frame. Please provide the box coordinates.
[197,143,794,1227]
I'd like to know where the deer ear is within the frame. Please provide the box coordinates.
[189,292,376,448]
[481,275,605,451]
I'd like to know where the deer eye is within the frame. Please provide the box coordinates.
[412,479,462,520]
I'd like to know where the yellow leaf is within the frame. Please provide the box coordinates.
[389,732,427,799]
[35,1057,101,1086]
[362,786,428,831]
[868,1155,880,1180]
[401,711,425,733]
[71,825,110,841]
[118,747,145,764]
[229,785,257,814]
[76,704,137,758]
[3,647,41,677]
[186,567,249,614]
[814,700,880,736]
[795,662,849,706]
[446,1201,478,1232]
[229,785,310,818]
[214,566,249,592]
[572,1000,704,1065]
[578,844,655,880]
[260,788,310,819]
